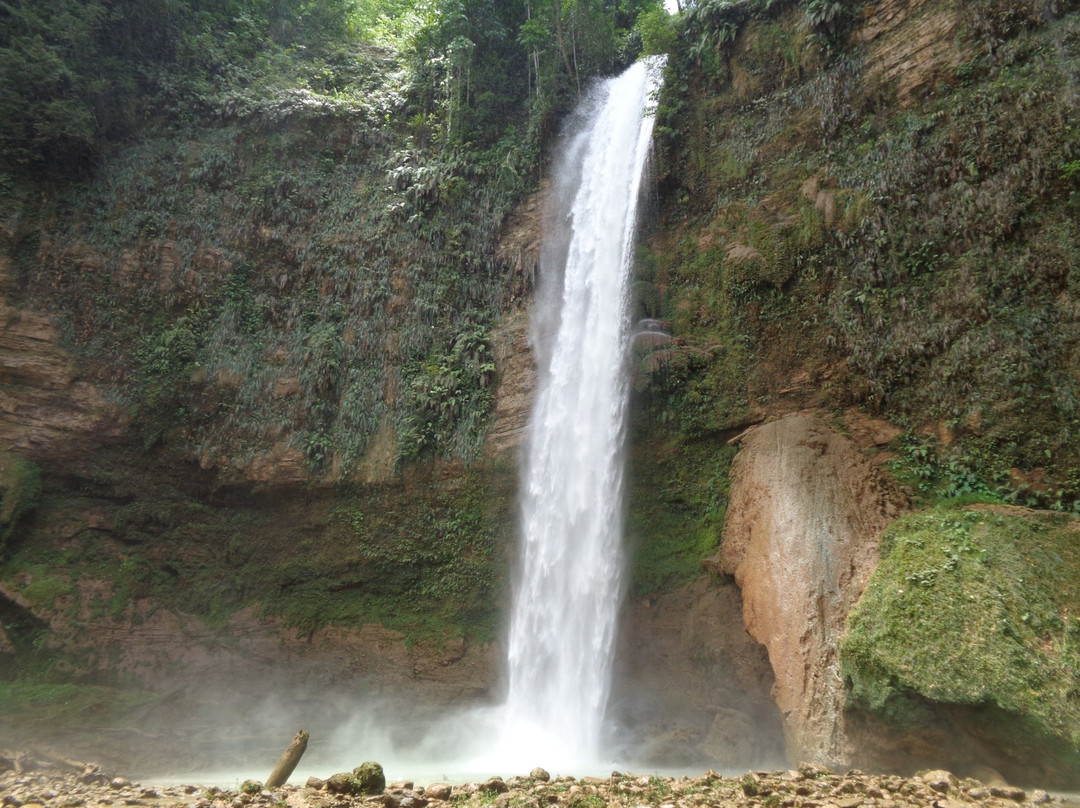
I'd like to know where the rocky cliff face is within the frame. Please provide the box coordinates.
[0,163,541,761]
[2,0,1079,784]
[612,577,786,771]
[856,0,974,106]
[0,301,124,463]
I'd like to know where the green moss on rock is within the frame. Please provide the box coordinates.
[840,505,1080,753]
[326,762,385,796]
[0,452,40,553]
[351,762,386,794]
[624,431,736,597]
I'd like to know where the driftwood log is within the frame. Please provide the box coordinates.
[265,730,309,789]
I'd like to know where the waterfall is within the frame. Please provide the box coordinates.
[499,57,663,771]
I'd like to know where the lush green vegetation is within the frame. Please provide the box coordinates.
[264,471,512,641]
[640,0,1080,509]
[0,681,156,723]
[840,505,1080,765]
[628,3,1080,766]
[0,452,41,553]
[0,458,514,645]
[1,0,669,475]
[3,1,1080,777]
[624,427,735,597]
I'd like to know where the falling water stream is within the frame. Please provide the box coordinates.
[494,57,663,772]
[150,61,663,787]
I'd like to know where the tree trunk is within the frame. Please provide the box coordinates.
[265,730,309,789]
[552,3,577,90]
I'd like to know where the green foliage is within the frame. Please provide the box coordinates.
[132,310,208,428]
[818,17,1080,497]
[651,2,1080,508]
[801,0,848,32]
[1,455,513,645]
[679,0,749,87]
[265,472,510,641]
[0,0,126,170]
[625,432,736,596]
[964,0,1063,45]
[4,0,668,475]
[398,322,497,462]
[637,6,678,55]
[841,506,1080,757]
[0,453,41,554]
[888,432,1000,505]
[633,201,823,435]
[740,775,760,796]
[567,795,606,808]
[13,565,75,611]
[0,682,157,724]
[0,0,363,170]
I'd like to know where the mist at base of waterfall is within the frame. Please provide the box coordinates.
[129,682,785,789]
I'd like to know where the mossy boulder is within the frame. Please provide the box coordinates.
[351,762,386,794]
[325,762,385,796]
[840,504,1080,785]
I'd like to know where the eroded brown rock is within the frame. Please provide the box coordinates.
[856,0,975,106]
[613,577,786,770]
[484,308,536,459]
[0,303,125,462]
[708,414,908,767]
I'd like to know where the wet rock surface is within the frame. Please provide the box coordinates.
[2,754,1076,808]
[710,414,908,766]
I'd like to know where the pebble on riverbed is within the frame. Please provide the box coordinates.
[0,752,1075,808]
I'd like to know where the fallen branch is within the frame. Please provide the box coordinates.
[265,729,309,789]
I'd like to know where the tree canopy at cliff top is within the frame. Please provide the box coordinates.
[0,0,666,172]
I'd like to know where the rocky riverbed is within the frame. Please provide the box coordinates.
[2,753,1078,808]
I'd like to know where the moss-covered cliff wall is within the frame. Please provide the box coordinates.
[1,0,1079,784]
[642,0,1080,503]
[628,0,1080,783]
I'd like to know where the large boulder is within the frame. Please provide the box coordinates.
[707,414,906,766]
[326,762,385,796]
[841,505,1080,788]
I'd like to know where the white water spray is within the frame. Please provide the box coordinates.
[495,58,662,772]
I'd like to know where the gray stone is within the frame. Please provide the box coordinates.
[481,778,509,794]
[990,786,1027,802]
[920,771,956,794]
[426,783,452,801]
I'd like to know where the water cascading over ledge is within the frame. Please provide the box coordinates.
[495,57,663,772]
